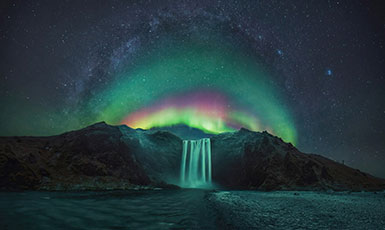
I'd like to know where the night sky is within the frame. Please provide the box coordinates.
[1,0,384,177]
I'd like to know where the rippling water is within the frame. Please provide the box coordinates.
[0,189,216,230]
[1,190,385,230]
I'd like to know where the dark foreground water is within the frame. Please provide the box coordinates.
[1,189,385,230]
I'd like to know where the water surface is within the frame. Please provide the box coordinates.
[0,189,216,230]
[1,190,385,230]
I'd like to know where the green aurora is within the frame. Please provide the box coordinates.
[85,40,298,145]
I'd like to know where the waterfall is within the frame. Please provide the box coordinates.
[180,138,212,188]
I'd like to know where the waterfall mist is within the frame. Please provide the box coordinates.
[180,138,212,188]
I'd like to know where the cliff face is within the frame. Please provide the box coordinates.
[0,122,182,190]
[211,128,385,191]
[119,125,182,185]
[1,122,384,191]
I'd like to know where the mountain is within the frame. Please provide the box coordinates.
[0,122,384,191]
[147,124,214,140]
[0,122,181,190]
[211,128,385,191]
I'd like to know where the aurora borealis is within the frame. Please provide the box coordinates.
[1,0,385,178]
[90,40,296,144]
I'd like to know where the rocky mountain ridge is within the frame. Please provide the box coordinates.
[211,128,385,191]
[0,122,384,191]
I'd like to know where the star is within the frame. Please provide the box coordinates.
[326,69,332,76]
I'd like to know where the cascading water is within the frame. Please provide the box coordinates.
[180,138,212,188]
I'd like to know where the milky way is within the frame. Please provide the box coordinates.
[1,0,384,177]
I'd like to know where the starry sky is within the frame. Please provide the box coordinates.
[1,0,384,177]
